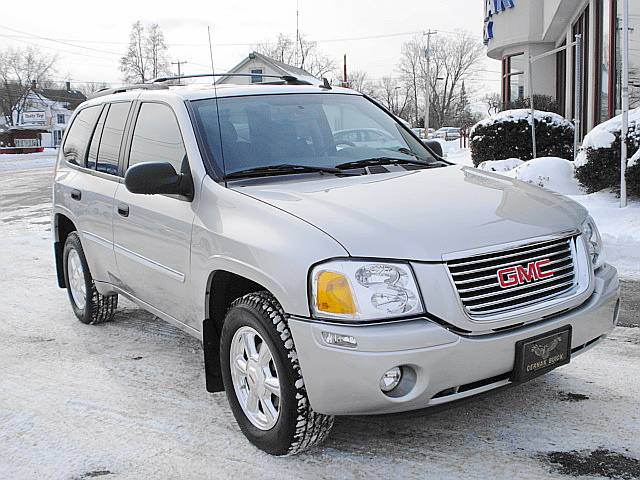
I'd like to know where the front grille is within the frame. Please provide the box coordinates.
[447,236,576,317]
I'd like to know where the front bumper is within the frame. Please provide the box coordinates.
[288,263,620,415]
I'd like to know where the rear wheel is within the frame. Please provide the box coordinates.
[63,232,117,325]
[220,291,334,455]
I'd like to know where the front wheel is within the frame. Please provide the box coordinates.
[220,292,334,455]
[63,232,118,325]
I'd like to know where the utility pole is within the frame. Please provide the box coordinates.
[343,54,348,87]
[295,0,300,67]
[621,0,629,208]
[171,60,188,77]
[423,30,437,132]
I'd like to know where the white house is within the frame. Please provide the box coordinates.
[7,82,86,148]
[216,52,319,86]
[484,0,639,138]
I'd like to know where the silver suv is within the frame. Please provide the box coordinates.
[52,76,620,455]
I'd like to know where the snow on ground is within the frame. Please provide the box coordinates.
[1,166,640,479]
[568,191,640,280]
[500,157,583,196]
[0,149,57,172]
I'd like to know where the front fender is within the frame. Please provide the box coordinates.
[190,177,348,323]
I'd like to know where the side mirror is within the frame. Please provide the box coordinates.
[124,162,193,199]
[423,139,443,158]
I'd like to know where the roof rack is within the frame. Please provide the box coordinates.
[88,83,168,99]
[151,73,313,85]
[87,73,317,100]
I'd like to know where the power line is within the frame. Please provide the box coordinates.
[0,24,121,56]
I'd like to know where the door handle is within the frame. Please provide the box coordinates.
[70,189,81,201]
[117,203,130,217]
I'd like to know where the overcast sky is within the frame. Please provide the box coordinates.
[1,0,501,94]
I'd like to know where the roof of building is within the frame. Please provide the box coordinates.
[38,89,87,109]
[217,51,320,85]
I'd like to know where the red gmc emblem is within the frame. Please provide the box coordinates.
[497,259,554,288]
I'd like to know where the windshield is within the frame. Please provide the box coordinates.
[191,93,438,177]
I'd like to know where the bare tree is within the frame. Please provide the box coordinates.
[147,23,170,80]
[77,82,111,96]
[120,21,170,83]
[398,38,424,125]
[426,32,485,127]
[0,46,56,126]
[369,76,411,118]
[483,92,502,116]
[255,34,335,78]
[399,32,484,128]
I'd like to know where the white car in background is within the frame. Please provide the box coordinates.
[434,127,461,141]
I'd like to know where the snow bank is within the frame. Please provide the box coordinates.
[477,158,524,172]
[470,109,571,136]
[576,107,640,166]
[0,150,57,172]
[569,191,640,279]
[478,157,583,195]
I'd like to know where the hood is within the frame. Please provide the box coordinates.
[231,165,588,261]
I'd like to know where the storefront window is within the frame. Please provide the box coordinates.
[572,6,589,138]
[502,52,525,108]
[614,0,640,114]
[596,0,613,123]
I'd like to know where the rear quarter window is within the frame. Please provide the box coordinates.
[62,105,102,166]
[96,102,131,175]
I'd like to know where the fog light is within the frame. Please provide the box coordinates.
[380,367,402,392]
[321,331,357,348]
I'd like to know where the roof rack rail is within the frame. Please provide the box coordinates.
[151,73,313,86]
[88,83,169,99]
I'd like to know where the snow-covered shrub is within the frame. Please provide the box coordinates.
[575,108,640,197]
[470,109,574,167]
[507,95,562,115]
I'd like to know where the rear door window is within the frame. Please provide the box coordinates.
[86,106,109,170]
[128,103,186,174]
[62,105,102,166]
[97,102,131,175]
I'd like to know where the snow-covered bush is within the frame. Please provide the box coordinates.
[478,157,582,195]
[469,109,574,167]
[575,108,640,197]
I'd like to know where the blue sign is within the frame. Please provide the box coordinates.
[484,0,515,45]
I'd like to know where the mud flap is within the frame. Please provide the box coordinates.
[54,241,66,288]
[203,318,224,392]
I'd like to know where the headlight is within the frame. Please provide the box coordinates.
[582,216,604,269]
[310,260,424,321]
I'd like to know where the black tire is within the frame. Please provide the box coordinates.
[62,232,117,325]
[220,291,334,455]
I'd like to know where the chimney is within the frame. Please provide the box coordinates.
[31,79,37,91]
[66,81,71,91]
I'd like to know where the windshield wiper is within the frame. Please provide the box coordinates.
[225,163,360,179]
[335,157,438,170]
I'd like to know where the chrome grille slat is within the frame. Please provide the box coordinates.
[466,279,575,311]
[449,246,571,277]
[448,240,571,268]
[447,236,577,318]
[465,287,573,316]
[458,266,574,297]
